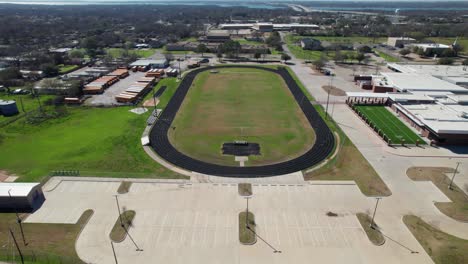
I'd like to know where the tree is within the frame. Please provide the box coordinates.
[216,50,223,62]
[399,49,411,57]
[358,45,372,54]
[220,40,241,58]
[438,57,454,65]
[355,52,366,64]
[69,49,84,59]
[312,59,325,70]
[334,50,344,63]
[281,53,291,63]
[195,44,208,57]
[254,52,261,61]
[41,64,59,77]
[164,52,174,62]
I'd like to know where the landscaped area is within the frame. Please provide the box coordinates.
[0,106,186,182]
[0,210,93,263]
[404,215,468,264]
[239,211,256,245]
[407,167,468,222]
[356,213,385,246]
[105,48,157,59]
[110,210,136,242]
[167,67,316,166]
[141,77,179,109]
[285,35,381,60]
[354,105,425,145]
[304,132,391,197]
[374,50,400,62]
[58,64,79,74]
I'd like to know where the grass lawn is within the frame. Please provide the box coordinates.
[404,215,468,264]
[110,210,136,242]
[356,213,385,246]
[239,211,256,245]
[375,50,400,62]
[168,67,316,166]
[407,167,468,222]
[58,64,79,74]
[0,94,54,123]
[141,78,179,109]
[0,210,92,263]
[117,181,132,194]
[0,106,186,182]
[105,48,156,59]
[354,105,425,145]
[304,134,391,196]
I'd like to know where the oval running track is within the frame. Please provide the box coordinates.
[149,65,334,177]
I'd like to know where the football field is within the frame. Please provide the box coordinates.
[354,105,425,145]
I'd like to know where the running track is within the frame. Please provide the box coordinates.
[149,66,334,177]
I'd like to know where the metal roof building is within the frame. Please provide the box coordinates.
[0,183,45,212]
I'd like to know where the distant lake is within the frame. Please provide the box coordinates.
[0,0,284,9]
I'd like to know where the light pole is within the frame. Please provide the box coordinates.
[9,228,24,264]
[245,196,251,228]
[370,197,382,228]
[325,89,330,119]
[110,241,118,264]
[114,195,124,227]
[8,189,27,246]
[449,162,461,190]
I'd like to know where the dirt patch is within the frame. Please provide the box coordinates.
[0,170,14,182]
[143,98,158,107]
[322,85,346,96]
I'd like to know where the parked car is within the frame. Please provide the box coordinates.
[199,58,209,63]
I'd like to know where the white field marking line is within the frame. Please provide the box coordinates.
[202,212,209,247]
[337,218,350,248]
[275,211,281,246]
[381,108,420,142]
[294,213,304,246]
[191,211,199,246]
[371,106,418,142]
[362,106,401,140]
[156,212,168,245]
[179,211,188,245]
[213,210,218,247]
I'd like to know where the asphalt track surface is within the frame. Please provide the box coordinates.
[149,66,334,177]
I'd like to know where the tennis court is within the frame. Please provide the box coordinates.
[354,105,425,145]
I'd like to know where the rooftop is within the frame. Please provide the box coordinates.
[0,183,40,197]
[381,72,468,93]
[387,63,468,78]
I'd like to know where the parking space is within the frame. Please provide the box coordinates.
[23,179,435,264]
[86,71,145,106]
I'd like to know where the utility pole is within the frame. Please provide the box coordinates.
[8,189,27,246]
[9,228,24,264]
[370,197,382,228]
[152,87,157,110]
[449,162,461,190]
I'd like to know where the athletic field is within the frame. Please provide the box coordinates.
[168,67,316,166]
[354,105,425,145]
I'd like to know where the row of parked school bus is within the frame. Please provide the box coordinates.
[82,68,130,95]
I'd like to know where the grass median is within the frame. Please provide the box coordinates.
[404,215,468,264]
[356,213,385,246]
[110,210,136,242]
[407,167,468,222]
[0,210,93,263]
[239,211,256,245]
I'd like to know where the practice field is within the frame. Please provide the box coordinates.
[354,105,425,145]
[168,67,316,166]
